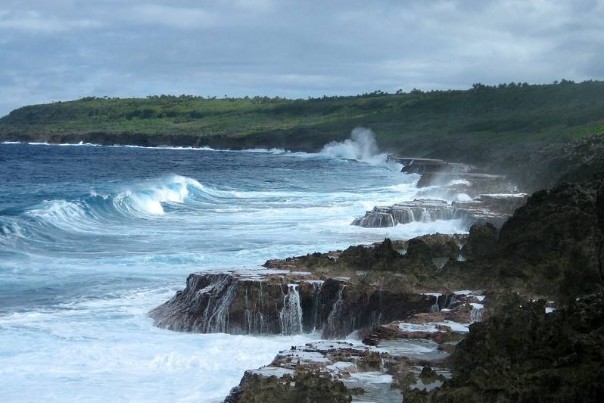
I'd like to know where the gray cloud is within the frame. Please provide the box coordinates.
[0,0,603,116]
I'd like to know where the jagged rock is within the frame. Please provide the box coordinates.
[338,238,401,269]
[351,199,452,228]
[352,194,526,229]
[224,369,352,403]
[362,300,478,346]
[497,179,604,299]
[390,157,450,174]
[406,238,438,261]
[149,271,435,338]
[406,294,604,403]
[263,176,604,299]
[419,366,446,385]
[452,194,527,228]
[224,341,404,403]
[461,223,498,259]
[412,234,463,259]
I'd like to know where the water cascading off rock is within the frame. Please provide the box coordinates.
[149,273,436,338]
[279,284,303,335]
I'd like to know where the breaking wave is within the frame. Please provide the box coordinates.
[0,176,233,242]
[4,128,391,166]
[319,128,389,165]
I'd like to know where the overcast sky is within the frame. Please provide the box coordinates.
[0,0,603,116]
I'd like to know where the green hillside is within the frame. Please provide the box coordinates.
[1,80,604,155]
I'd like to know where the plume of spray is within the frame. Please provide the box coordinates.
[320,127,396,167]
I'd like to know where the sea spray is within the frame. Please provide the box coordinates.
[320,128,390,165]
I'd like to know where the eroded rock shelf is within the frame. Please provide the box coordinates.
[149,174,604,403]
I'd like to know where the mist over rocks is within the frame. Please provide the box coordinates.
[320,127,387,165]
[132,128,604,402]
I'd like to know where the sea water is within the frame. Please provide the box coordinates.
[0,140,463,402]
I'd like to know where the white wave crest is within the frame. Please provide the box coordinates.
[22,176,207,236]
[116,175,204,215]
[27,199,95,233]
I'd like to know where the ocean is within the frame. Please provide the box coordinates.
[0,138,463,402]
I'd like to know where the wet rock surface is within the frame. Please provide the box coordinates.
[461,223,498,259]
[387,157,470,176]
[221,290,483,403]
[405,293,604,403]
[354,155,526,230]
[153,174,604,340]
[223,363,352,403]
[151,176,604,403]
[149,270,435,338]
[223,334,455,403]
[352,194,527,229]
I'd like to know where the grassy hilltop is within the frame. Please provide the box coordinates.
[1,80,603,155]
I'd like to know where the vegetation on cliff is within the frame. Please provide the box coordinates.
[1,80,603,156]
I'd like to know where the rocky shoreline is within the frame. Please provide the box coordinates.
[353,156,527,230]
[149,167,604,402]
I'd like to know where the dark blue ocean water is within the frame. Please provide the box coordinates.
[0,141,460,402]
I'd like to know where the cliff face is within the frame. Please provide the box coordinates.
[149,272,436,339]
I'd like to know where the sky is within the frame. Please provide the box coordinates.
[0,0,603,117]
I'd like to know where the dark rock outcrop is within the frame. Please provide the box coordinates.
[223,340,409,403]
[496,179,604,300]
[277,178,604,301]
[405,293,604,403]
[461,223,498,259]
[393,157,452,175]
[224,369,352,403]
[149,271,435,339]
[352,194,527,229]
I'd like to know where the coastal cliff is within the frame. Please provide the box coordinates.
[149,175,604,402]
[2,81,604,191]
